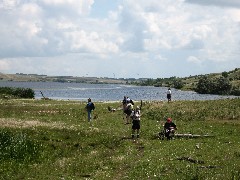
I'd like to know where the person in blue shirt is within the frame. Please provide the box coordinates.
[85,98,95,122]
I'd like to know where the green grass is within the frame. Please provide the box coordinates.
[0,98,240,179]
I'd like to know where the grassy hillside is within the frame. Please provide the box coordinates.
[181,68,240,91]
[0,73,126,84]
[0,98,240,179]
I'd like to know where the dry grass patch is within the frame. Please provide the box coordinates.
[0,118,77,130]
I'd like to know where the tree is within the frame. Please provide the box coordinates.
[173,79,184,89]
[195,76,232,95]
[215,77,232,95]
[222,71,228,78]
[195,76,213,94]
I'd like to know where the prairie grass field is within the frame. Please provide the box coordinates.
[0,98,240,179]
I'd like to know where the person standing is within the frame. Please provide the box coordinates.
[131,106,141,138]
[122,96,127,112]
[122,96,128,122]
[124,102,133,124]
[167,88,171,102]
[85,98,95,122]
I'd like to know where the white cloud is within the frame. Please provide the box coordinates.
[0,0,239,78]
[185,0,240,9]
[0,0,20,10]
[66,30,119,54]
[187,56,201,64]
[0,60,10,71]
[41,0,94,16]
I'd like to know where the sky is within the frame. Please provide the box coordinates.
[0,0,240,78]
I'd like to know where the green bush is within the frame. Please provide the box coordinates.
[173,79,184,89]
[195,76,232,95]
[231,86,240,96]
[0,87,35,98]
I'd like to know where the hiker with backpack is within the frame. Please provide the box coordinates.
[131,106,141,138]
[85,98,95,122]
[124,100,134,124]
[126,97,134,105]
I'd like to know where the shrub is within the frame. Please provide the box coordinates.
[222,71,228,78]
[231,86,240,96]
[0,87,35,98]
[173,79,184,89]
[195,76,232,95]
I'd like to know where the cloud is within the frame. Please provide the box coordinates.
[187,56,202,64]
[66,30,119,54]
[0,0,118,58]
[0,60,10,71]
[40,0,94,16]
[0,0,240,78]
[185,0,240,9]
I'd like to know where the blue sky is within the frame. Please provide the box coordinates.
[0,0,240,78]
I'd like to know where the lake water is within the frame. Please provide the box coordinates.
[0,81,237,102]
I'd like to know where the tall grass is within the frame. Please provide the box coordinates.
[0,98,239,179]
[0,130,41,162]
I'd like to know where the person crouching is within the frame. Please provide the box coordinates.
[131,106,141,138]
[164,117,177,140]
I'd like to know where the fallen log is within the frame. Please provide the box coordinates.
[174,133,214,138]
[198,165,222,169]
[177,156,204,164]
[40,91,50,100]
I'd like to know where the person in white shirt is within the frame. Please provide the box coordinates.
[167,88,171,102]
[131,106,141,138]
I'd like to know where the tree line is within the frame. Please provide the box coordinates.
[131,68,240,96]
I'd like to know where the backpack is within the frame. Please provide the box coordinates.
[126,103,133,111]
[87,102,95,111]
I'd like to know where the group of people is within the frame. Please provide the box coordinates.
[122,96,141,138]
[85,87,176,140]
[121,95,176,140]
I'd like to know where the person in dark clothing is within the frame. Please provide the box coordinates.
[131,106,141,138]
[85,98,95,122]
[163,117,177,140]
[123,96,134,124]
[122,96,127,110]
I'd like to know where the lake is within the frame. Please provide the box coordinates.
[0,81,237,102]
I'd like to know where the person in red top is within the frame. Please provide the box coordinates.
[163,117,177,140]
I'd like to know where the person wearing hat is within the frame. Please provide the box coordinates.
[164,117,177,140]
[131,106,141,138]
